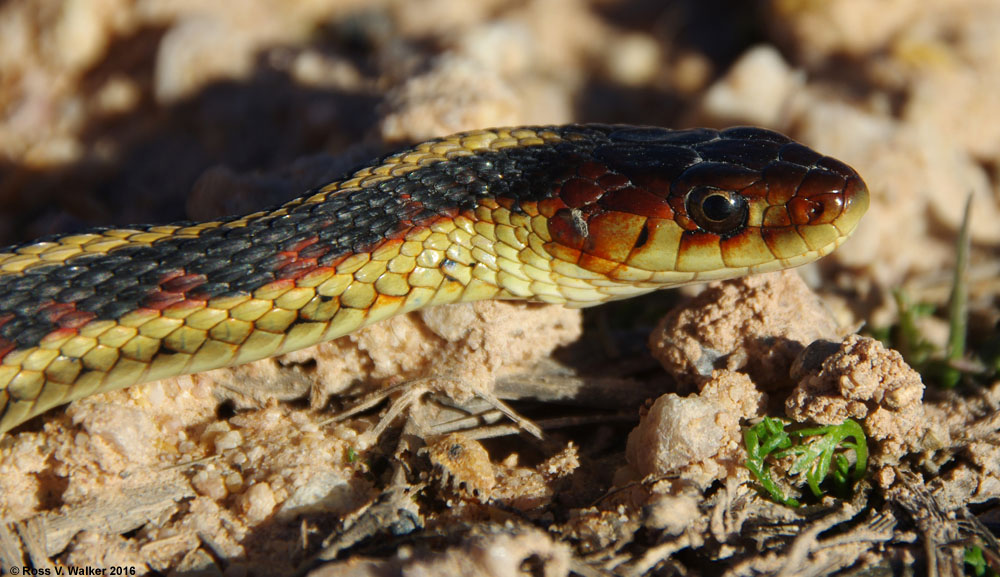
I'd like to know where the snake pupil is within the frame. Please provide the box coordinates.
[702,194,735,222]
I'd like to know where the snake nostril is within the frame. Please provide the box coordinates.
[790,192,848,225]
[835,175,870,233]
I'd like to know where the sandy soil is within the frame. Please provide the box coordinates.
[1,1,999,575]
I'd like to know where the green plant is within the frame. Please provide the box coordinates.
[744,417,868,507]
[871,194,986,389]
[965,545,1000,577]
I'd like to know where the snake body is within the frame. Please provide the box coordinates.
[0,125,868,433]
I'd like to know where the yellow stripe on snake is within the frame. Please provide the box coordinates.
[0,125,868,434]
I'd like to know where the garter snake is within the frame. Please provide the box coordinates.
[0,124,868,434]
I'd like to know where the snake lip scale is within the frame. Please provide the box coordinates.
[0,124,869,434]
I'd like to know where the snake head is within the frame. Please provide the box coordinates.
[540,125,868,300]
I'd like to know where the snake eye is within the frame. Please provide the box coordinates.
[685,187,748,236]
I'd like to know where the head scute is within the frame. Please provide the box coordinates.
[608,126,719,145]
